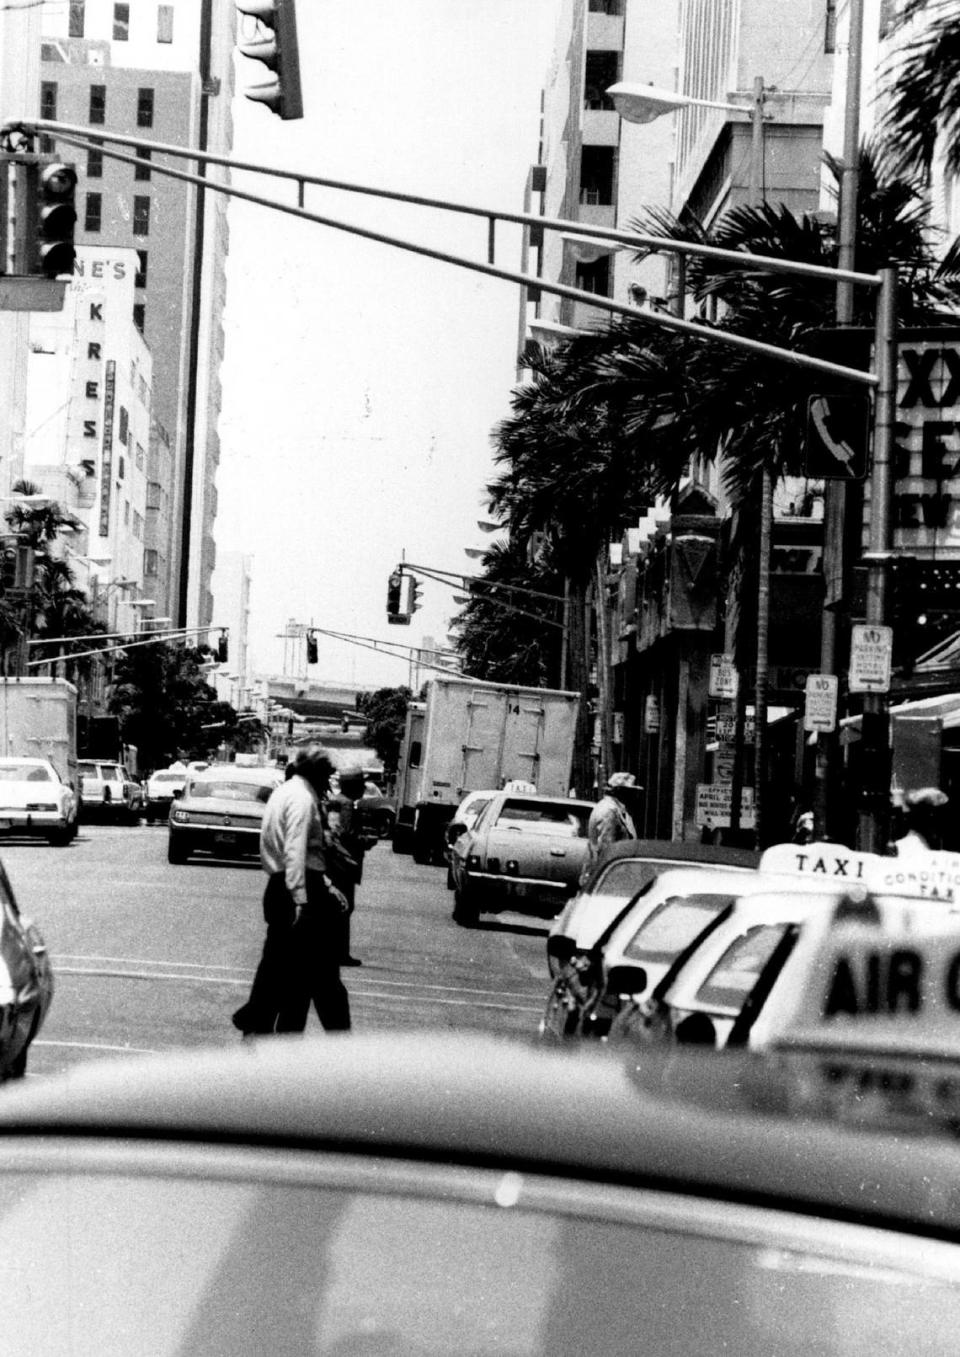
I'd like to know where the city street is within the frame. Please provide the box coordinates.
[1,825,551,1081]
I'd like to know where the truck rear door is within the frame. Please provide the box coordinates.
[501,696,548,789]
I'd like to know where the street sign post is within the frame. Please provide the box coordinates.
[849,624,893,694]
[803,674,839,732]
[708,653,738,700]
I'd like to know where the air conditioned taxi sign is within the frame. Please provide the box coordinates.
[760,842,960,902]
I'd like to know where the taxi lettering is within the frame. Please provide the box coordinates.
[824,948,960,1016]
[792,851,866,879]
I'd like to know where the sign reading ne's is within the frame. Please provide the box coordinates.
[886,337,960,552]
[695,783,755,829]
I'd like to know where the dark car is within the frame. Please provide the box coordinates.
[0,855,52,1079]
[167,763,283,864]
[0,1033,959,1354]
[449,790,594,927]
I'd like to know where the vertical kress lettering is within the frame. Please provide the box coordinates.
[235,0,303,120]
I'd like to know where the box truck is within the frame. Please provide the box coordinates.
[392,677,580,864]
[0,677,78,794]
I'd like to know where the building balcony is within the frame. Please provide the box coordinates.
[583,108,620,146]
[577,201,616,229]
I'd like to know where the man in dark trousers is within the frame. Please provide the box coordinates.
[232,745,351,1036]
[325,767,378,967]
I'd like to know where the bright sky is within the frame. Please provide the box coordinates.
[216,1,560,689]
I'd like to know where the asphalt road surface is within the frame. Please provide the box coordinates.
[1,822,554,1080]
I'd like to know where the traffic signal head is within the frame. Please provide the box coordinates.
[35,161,77,278]
[306,633,318,665]
[387,570,409,624]
[235,0,303,120]
[217,633,229,663]
[0,538,18,593]
[410,577,423,613]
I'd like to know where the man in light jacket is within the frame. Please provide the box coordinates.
[233,745,350,1036]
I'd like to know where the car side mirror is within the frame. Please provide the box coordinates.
[172,788,183,800]
[446,821,467,843]
[606,963,648,998]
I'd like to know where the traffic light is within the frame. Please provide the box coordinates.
[306,632,318,665]
[387,570,409,624]
[0,538,18,593]
[409,576,423,614]
[235,0,303,120]
[217,632,229,662]
[31,160,77,278]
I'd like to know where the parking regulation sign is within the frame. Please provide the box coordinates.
[803,674,839,732]
[849,624,893,694]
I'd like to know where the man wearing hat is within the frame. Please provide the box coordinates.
[581,771,640,884]
[893,787,949,856]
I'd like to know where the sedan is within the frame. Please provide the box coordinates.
[0,855,52,1078]
[143,765,187,824]
[0,757,78,846]
[77,760,144,824]
[449,790,594,927]
[0,1034,959,1354]
[167,763,284,864]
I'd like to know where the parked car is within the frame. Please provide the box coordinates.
[77,760,144,824]
[0,756,78,846]
[167,763,284,864]
[0,1033,959,1354]
[546,839,760,977]
[143,764,187,824]
[0,854,53,1078]
[449,790,594,927]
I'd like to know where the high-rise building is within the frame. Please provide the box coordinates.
[38,0,236,630]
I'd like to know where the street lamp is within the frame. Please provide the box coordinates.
[607,79,768,209]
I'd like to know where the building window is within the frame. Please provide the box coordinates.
[123,499,130,524]
[132,196,150,236]
[584,51,619,110]
[135,442,145,471]
[87,141,103,178]
[824,0,838,53]
[579,146,616,206]
[84,192,102,232]
[137,88,154,128]
[89,84,106,125]
[146,482,162,511]
[135,148,152,182]
[118,406,129,445]
[157,5,174,42]
[575,255,611,296]
[68,1,85,37]
[39,82,57,153]
[144,549,158,576]
[133,303,145,332]
[135,250,148,288]
[113,4,130,41]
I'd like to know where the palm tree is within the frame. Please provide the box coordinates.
[880,1,960,182]
[452,537,564,687]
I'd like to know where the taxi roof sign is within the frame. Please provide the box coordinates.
[759,842,880,885]
[760,842,960,902]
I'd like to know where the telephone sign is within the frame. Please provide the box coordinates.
[805,394,869,480]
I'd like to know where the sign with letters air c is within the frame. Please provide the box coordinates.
[803,674,839,732]
[849,623,893,694]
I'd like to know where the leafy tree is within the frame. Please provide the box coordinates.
[880,0,960,182]
[109,643,237,770]
[453,537,564,686]
[357,686,411,777]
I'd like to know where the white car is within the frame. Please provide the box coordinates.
[0,756,78,846]
[443,790,497,888]
[143,766,187,824]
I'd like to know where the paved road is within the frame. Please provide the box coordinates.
[1,823,553,1080]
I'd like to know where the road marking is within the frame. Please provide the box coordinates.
[34,1038,160,1054]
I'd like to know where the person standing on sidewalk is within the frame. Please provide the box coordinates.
[232,745,351,1036]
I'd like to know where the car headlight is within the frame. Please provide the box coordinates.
[171,809,189,824]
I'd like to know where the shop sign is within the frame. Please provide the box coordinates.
[887,338,960,554]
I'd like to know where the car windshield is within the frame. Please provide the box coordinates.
[623,895,735,964]
[0,763,52,782]
[188,779,274,803]
[494,799,589,836]
[152,772,184,784]
[693,923,793,1012]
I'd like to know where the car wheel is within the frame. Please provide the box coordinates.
[8,1045,28,1079]
[376,812,394,839]
[412,828,432,865]
[46,824,72,847]
[167,833,189,865]
[452,880,480,928]
[391,823,411,855]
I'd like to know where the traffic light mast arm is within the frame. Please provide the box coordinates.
[312,625,465,677]
[24,624,227,667]
[2,119,879,389]
[400,561,566,605]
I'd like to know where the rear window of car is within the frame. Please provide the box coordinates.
[593,859,675,898]
[494,800,589,836]
[151,772,183,784]
[0,762,52,782]
[694,923,793,1012]
[188,779,275,803]
[623,894,735,964]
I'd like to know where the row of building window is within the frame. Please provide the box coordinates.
[40,82,155,130]
[86,144,152,182]
[68,3,174,45]
[83,193,151,240]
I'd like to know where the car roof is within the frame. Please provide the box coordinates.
[1,1033,960,1239]
[0,756,51,765]
[595,838,762,872]
[491,792,594,809]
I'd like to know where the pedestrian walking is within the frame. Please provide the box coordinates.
[580,771,640,885]
[232,745,351,1036]
[325,767,377,967]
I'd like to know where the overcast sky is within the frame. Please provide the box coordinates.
[216,2,560,689]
